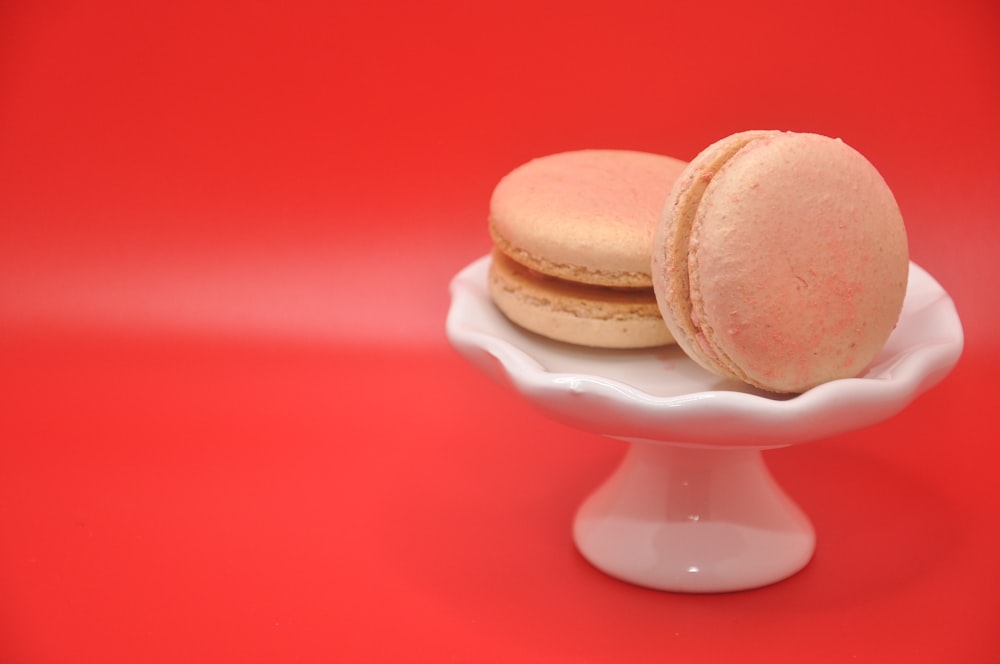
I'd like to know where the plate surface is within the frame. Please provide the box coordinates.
[447,256,963,447]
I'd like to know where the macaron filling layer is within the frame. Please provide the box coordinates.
[488,250,672,348]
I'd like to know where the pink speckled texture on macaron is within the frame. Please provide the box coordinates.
[653,131,909,393]
[490,149,688,288]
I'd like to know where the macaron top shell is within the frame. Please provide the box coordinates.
[653,131,909,393]
[490,149,688,288]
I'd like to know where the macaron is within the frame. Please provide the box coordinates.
[651,130,909,393]
[488,149,688,348]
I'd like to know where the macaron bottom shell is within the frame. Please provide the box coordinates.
[488,250,674,349]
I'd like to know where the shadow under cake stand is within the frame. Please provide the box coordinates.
[447,256,963,593]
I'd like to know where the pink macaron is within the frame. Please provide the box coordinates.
[652,130,910,393]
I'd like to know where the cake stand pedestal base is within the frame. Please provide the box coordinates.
[573,441,815,593]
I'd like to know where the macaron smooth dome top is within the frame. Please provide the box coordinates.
[490,149,689,288]
[652,131,910,394]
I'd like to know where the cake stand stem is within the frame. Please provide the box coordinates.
[573,441,815,593]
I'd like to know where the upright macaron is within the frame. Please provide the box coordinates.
[488,149,687,348]
[652,131,909,393]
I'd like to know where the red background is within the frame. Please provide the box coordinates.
[2,1,998,661]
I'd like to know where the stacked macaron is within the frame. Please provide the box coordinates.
[487,149,688,349]
[486,132,909,393]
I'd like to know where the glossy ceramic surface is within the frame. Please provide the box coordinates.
[447,255,963,592]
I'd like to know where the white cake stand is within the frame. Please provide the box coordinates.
[446,255,963,593]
